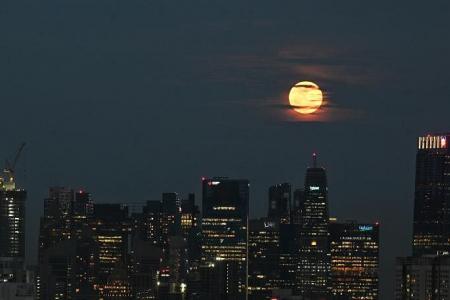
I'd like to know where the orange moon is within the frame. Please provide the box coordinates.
[288,81,323,114]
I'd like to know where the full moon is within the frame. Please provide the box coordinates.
[288,81,323,114]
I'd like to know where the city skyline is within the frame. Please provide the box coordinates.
[3,1,450,298]
[20,156,382,299]
[2,133,450,299]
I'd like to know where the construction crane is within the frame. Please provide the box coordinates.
[1,142,26,191]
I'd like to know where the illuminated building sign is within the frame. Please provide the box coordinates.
[418,135,448,149]
[309,186,320,191]
[359,225,373,232]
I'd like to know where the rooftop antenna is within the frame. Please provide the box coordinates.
[312,152,317,168]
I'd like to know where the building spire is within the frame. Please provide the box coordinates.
[312,152,317,168]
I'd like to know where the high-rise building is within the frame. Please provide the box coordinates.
[0,182,26,260]
[71,190,93,239]
[38,237,98,300]
[38,187,98,300]
[268,183,291,224]
[395,255,450,300]
[158,192,189,299]
[129,239,161,300]
[413,134,450,256]
[291,188,304,225]
[201,177,249,300]
[296,154,330,298]
[140,200,164,246]
[162,192,182,238]
[248,218,280,299]
[38,187,75,260]
[278,223,299,292]
[180,194,201,283]
[0,165,31,299]
[92,204,131,290]
[329,220,379,300]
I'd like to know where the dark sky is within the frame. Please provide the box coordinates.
[2,0,450,297]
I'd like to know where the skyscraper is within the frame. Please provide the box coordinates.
[268,183,291,224]
[201,177,249,300]
[248,218,280,299]
[329,220,379,300]
[38,187,75,263]
[413,134,450,256]
[278,223,299,292]
[0,180,26,260]
[38,187,98,300]
[0,165,28,294]
[297,153,330,298]
[92,203,131,290]
[291,188,304,225]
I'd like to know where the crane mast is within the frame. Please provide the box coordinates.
[1,142,26,191]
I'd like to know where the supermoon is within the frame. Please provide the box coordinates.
[289,81,323,114]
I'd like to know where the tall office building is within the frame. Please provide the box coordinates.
[162,192,182,238]
[268,183,291,224]
[297,154,331,298]
[71,190,94,239]
[413,134,450,256]
[329,220,379,300]
[0,166,30,300]
[38,188,98,300]
[0,176,26,260]
[248,218,280,299]
[38,237,99,300]
[278,223,299,292]
[91,204,131,290]
[181,194,201,275]
[38,187,75,260]
[291,188,304,225]
[201,177,249,300]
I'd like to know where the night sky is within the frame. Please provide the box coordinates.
[2,0,450,297]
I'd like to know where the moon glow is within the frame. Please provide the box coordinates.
[289,81,323,114]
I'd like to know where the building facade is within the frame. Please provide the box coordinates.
[413,134,450,256]
[268,183,291,224]
[0,189,26,260]
[248,218,280,299]
[395,255,450,300]
[330,220,379,300]
[296,154,331,298]
[201,177,249,300]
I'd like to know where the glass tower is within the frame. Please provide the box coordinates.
[296,153,330,298]
[0,169,26,260]
[201,177,249,300]
[412,134,450,256]
[268,183,291,224]
[330,220,379,300]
